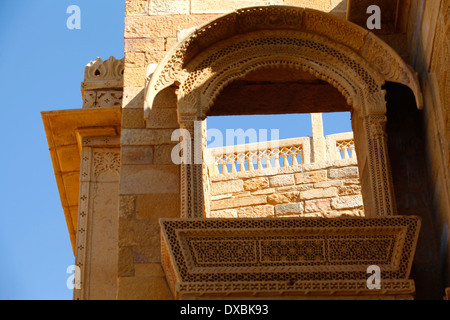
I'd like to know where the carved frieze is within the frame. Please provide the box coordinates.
[177,31,378,117]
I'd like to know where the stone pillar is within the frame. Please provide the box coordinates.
[364,113,397,217]
[350,89,398,218]
[74,133,120,300]
[117,90,180,299]
[179,117,205,218]
[310,113,327,163]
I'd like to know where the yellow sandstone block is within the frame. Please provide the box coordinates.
[118,276,173,300]
[284,0,333,11]
[191,0,283,14]
[125,0,148,16]
[148,0,190,15]
[125,15,219,38]
[125,52,145,68]
[123,67,147,87]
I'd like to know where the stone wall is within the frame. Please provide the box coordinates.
[406,0,450,298]
[209,159,363,219]
[126,0,348,18]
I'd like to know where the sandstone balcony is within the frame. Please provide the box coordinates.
[160,124,421,299]
[160,216,421,300]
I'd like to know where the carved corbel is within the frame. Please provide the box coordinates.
[177,90,201,119]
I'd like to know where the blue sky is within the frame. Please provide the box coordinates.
[0,1,351,300]
[0,1,124,300]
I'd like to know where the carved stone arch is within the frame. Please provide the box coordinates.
[145,6,422,115]
[175,30,386,119]
[179,57,361,119]
[144,6,423,219]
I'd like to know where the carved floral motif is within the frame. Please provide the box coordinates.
[93,151,120,177]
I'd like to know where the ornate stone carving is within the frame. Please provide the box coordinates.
[96,91,123,108]
[177,30,382,117]
[93,151,120,177]
[210,138,306,175]
[81,57,124,108]
[365,114,397,217]
[82,91,96,108]
[365,90,388,116]
[160,216,421,298]
[83,56,124,84]
[235,6,303,33]
[368,115,387,139]
[302,9,367,52]
[178,119,205,219]
[73,146,93,300]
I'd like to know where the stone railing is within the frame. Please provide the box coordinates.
[325,132,356,161]
[206,131,361,219]
[208,133,355,176]
[209,137,312,175]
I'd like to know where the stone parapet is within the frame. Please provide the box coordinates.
[209,159,362,218]
[208,132,361,218]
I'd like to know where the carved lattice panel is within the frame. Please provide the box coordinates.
[160,216,420,298]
